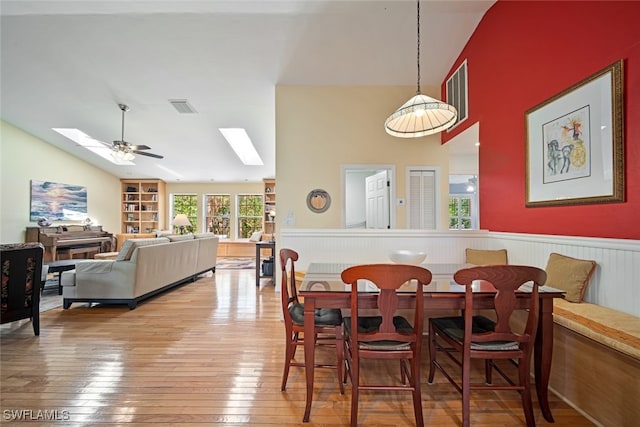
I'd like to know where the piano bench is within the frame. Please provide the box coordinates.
[59,245,101,260]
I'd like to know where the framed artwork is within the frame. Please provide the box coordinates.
[525,60,624,207]
[30,180,87,221]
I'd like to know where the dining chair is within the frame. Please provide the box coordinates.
[428,265,547,427]
[341,263,432,427]
[279,248,344,393]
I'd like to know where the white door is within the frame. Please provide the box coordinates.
[365,170,390,229]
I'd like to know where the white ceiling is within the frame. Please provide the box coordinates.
[0,0,493,183]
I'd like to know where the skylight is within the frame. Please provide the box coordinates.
[219,128,263,166]
[52,128,134,165]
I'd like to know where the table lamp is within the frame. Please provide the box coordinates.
[172,214,191,234]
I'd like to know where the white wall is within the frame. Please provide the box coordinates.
[1,120,120,243]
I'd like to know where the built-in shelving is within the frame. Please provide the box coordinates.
[263,178,276,236]
[120,179,166,233]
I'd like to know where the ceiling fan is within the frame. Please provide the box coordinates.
[105,104,164,160]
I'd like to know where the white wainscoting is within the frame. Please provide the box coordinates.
[279,228,640,316]
[489,232,640,316]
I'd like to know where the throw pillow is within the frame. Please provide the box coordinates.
[115,237,170,261]
[544,252,596,303]
[465,248,508,265]
[167,234,195,242]
[249,231,263,242]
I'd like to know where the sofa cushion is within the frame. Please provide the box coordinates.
[115,237,170,261]
[167,234,195,242]
[194,232,216,239]
[545,252,596,303]
[465,248,508,265]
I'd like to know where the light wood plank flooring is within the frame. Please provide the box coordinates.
[1,269,594,426]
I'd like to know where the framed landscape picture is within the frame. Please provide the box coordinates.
[30,180,87,221]
[525,60,624,207]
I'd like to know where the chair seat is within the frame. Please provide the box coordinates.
[344,316,413,350]
[431,315,520,351]
[289,303,342,326]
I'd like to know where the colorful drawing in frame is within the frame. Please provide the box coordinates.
[30,180,87,221]
[542,105,591,184]
[525,60,624,207]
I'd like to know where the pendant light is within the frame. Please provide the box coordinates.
[384,0,458,138]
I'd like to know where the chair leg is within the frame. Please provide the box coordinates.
[484,359,492,384]
[411,356,424,427]
[462,356,471,427]
[335,327,345,394]
[281,332,297,391]
[427,321,436,383]
[519,360,536,427]
[350,358,359,427]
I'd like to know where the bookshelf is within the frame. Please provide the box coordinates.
[263,178,276,236]
[121,179,166,233]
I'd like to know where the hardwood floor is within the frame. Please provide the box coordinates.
[1,269,594,426]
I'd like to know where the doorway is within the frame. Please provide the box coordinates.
[342,165,395,229]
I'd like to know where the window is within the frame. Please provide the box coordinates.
[446,60,468,130]
[448,174,478,229]
[205,194,231,238]
[449,196,473,229]
[236,194,263,239]
[407,169,437,229]
[171,194,198,233]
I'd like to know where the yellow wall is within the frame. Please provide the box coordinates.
[166,182,263,238]
[0,120,121,243]
[275,85,451,231]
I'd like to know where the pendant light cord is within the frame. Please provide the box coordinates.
[416,0,421,94]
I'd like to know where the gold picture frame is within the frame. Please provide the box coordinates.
[525,60,624,207]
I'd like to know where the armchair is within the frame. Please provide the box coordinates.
[1,243,45,335]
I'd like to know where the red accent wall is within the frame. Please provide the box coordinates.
[442,0,640,240]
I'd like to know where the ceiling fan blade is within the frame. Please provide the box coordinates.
[129,144,151,150]
[133,150,163,159]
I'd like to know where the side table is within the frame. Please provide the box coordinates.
[255,240,275,286]
[44,259,76,295]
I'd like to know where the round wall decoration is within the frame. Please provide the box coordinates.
[306,189,331,213]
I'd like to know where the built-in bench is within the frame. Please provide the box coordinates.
[547,299,640,426]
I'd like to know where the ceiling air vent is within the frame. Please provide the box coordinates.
[168,99,197,114]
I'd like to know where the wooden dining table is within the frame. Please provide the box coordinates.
[298,262,565,423]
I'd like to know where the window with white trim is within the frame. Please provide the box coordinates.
[236,194,263,239]
[204,194,230,238]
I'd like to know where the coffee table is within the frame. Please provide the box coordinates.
[44,259,76,295]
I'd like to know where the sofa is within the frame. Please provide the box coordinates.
[61,233,218,309]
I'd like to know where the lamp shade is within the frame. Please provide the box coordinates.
[172,214,191,227]
[384,93,458,138]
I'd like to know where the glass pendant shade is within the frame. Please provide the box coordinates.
[385,93,458,137]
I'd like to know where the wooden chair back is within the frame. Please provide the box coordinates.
[453,265,547,352]
[341,264,432,349]
[279,248,300,325]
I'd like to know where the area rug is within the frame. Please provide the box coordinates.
[216,257,256,270]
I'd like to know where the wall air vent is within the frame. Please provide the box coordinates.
[168,99,197,114]
[445,60,468,131]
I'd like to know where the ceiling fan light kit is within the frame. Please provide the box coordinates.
[385,0,458,138]
[110,103,164,160]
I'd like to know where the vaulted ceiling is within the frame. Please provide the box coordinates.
[1,0,493,182]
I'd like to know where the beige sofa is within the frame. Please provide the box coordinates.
[62,234,218,309]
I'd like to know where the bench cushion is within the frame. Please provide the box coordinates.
[545,252,596,302]
[554,299,640,360]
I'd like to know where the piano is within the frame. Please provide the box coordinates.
[26,225,114,262]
